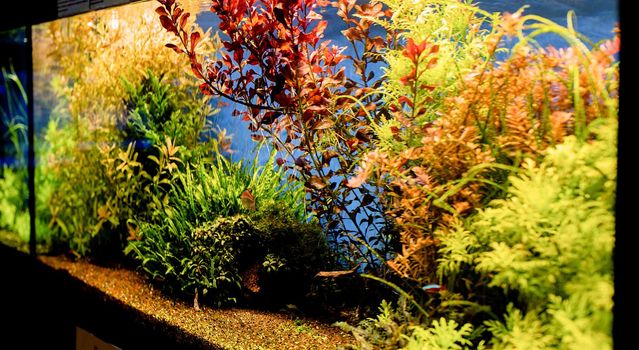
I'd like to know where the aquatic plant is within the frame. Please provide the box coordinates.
[156,0,397,271]
[439,118,615,349]
[0,66,28,240]
[125,146,329,307]
[340,106,616,350]
[347,1,619,285]
[0,65,54,248]
[34,2,219,257]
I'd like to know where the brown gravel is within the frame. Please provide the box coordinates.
[38,255,354,350]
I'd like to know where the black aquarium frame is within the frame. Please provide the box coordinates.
[0,1,143,32]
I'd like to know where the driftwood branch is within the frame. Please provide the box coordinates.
[314,264,361,279]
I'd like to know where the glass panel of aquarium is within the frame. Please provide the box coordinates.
[0,27,32,252]
[32,1,222,259]
[24,0,618,348]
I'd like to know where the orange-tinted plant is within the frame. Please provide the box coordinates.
[349,9,619,284]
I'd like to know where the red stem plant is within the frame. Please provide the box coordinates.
[156,0,619,288]
[156,0,398,271]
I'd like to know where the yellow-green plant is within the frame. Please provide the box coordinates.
[436,118,615,349]
[34,1,220,257]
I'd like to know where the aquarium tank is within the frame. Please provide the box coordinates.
[0,0,619,348]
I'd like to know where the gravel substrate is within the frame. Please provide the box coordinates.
[38,255,353,350]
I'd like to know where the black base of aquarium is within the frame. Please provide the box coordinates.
[0,243,217,350]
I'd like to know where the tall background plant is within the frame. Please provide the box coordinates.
[33,0,220,257]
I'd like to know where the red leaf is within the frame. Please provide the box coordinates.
[420,84,436,91]
[321,150,338,166]
[159,15,176,33]
[199,83,213,95]
[190,32,201,52]
[398,96,414,108]
[342,27,363,41]
[173,7,183,19]
[399,68,416,86]
[165,43,182,53]
[260,111,281,126]
[179,12,190,30]
[403,37,429,63]
[314,20,328,36]
[233,47,244,63]
[273,3,287,26]
[240,189,256,211]
[306,176,327,190]
[312,118,334,130]
[276,158,285,166]
[155,6,169,16]
[295,157,308,168]
[191,62,203,79]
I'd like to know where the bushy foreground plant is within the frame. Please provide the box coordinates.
[125,148,331,307]
[342,116,616,349]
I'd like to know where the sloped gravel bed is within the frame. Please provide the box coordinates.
[38,255,353,350]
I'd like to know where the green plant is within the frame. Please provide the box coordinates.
[347,1,619,286]
[33,1,219,258]
[435,118,616,349]
[402,318,481,350]
[337,299,418,349]
[0,65,54,248]
[120,69,217,160]
[251,200,333,303]
[126,145,324,306]
[292,317,313,334]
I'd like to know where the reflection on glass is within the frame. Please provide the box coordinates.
[0,27,32,252]
[32,1,218,258]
